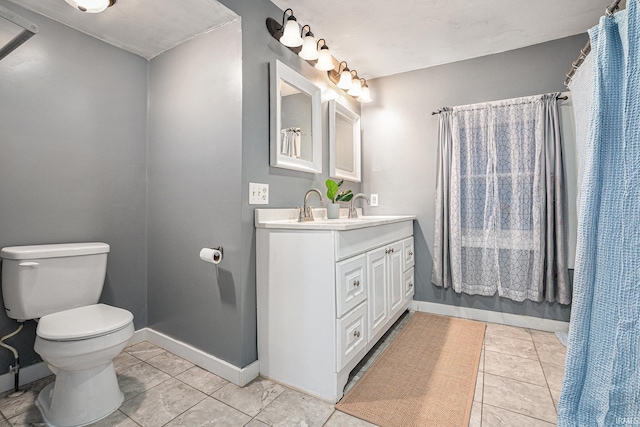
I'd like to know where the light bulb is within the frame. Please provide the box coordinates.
[65,0,114,13]
[358,86,372,103]
[315,45,334,71]
[299,34,318,60]
[348,78,362,97]
[337,70,352,90]
[280,18,303,47]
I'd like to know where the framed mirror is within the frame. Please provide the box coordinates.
[329,100,361,182]
[270,60,322,174]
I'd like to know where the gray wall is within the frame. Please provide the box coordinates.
[146,20,246,366]
[361,35,589,322]
[0,1,148,369]
[218,0,362,366]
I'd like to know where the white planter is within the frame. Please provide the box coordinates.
[327,204,340,219]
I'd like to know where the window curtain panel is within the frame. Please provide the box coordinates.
[559,1,640,423]
[431,94,570,304]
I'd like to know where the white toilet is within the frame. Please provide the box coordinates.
[0,242,134,427]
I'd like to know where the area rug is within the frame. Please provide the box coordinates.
[336,312,485,427]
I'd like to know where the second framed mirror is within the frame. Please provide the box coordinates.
[329,100,361,182]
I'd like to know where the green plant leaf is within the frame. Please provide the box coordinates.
[336,189,353,202]
[326,179,339,202]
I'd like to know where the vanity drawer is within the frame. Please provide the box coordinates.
[336,254,367,318]
[403,237,415,271]
[404,267,415,301]
[336,302,367,371]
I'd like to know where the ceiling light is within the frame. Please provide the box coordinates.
[64,0,115,13]
[347,71,362,97]
[315,39,334,71]
[358,80,372,103]
[336,62,352,90]
[279,8,303,47]
[298,26,318,61]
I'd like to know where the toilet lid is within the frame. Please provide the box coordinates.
[37,304,133,341]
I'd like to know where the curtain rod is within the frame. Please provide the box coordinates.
[431,95,568,115]
[564,0,623,87]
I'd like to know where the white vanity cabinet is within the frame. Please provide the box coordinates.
[255,209,415,402]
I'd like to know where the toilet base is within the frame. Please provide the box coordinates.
[36,362,123,427]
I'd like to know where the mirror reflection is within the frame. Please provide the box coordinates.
[335,114,354,172]
[329,100,361,182]
[280,80,312,162]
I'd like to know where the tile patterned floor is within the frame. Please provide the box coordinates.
[0,317,566,427]
[470,323,566,427]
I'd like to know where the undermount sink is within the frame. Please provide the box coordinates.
[254,208,416,230]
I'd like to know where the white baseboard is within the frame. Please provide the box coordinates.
[0,327,259,393]
[127,328,148,346]
[142,328,259,387]
[411,301,570,333]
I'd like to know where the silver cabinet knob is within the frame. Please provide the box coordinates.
[385,249,389,254]
[353,330,361,338]
[409,282,413,288]
[353,280,360,287]
[408,250,413,257]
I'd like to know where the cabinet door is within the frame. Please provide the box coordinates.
[366,246,388,340]
[404,267,415,302]
[388,241,404,316]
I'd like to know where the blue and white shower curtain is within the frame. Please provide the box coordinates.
[559,0,640,424]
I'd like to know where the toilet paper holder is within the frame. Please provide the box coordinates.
[199,246,223,265]
[211,246,223,262]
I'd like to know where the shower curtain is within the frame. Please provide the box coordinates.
[558,1,640,424]
[431,95,570,303]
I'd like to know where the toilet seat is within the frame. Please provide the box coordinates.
[37,303,133,341]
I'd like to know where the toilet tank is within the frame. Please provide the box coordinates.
[0,243,110,321]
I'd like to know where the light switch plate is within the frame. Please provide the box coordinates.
[249,183,269,205]
[370,194,379,206]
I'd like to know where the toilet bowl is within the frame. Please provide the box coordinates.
[34,304,134,427]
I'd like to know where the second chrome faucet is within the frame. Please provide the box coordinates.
[349,193,370,218]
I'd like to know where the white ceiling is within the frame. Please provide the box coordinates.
[4,0,622,73]
[6,0,238,59]
[271,0,622,79]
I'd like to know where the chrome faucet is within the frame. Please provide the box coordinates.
[348,193,370,218]
[299,188,324,222]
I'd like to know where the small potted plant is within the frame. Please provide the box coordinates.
[325,179,353,219]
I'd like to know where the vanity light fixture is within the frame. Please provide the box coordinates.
[64,0,115,13]
[266,9,372,103]
[347,70,362,97]
[314,39,334,71]
[298,25,319,61]
[358,79,372,103]
[279,8,303,47]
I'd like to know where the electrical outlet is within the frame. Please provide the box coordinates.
[249,183,269,205]
[370,194,379,207]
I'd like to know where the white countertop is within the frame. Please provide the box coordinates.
[255,208,415,231]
